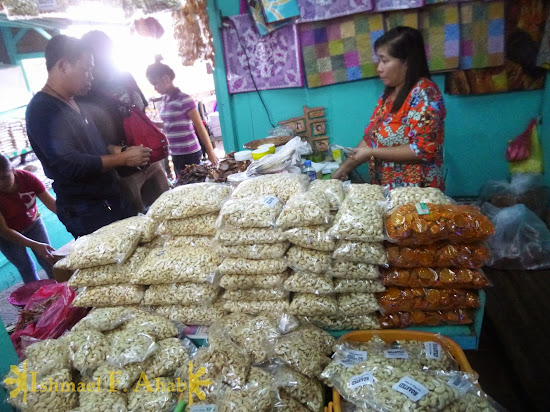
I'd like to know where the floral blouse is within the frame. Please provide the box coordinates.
[363,78,446,190]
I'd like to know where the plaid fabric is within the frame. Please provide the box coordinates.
[300,13,385,88]
[459,0,505,69]
[420,3,460,71]
[384,9,420,30]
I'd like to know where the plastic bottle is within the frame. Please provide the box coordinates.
[303,160,317,182]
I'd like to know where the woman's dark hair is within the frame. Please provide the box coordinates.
[0,155,13,172]
[81,30,113,64]
[146,56,175,82]
[45,35,89,72]
[374,26,431,113]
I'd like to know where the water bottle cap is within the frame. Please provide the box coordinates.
[304,160,312,167]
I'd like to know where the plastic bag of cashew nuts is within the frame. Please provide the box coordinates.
[231,173,310,203]
[107,329,157,368]
[25,338,71,378]
[127,377,177,412]
[289,293,338,316]
[222,287,289,301]
[346,183,387,201]
[286,245,332,274]
[300,314,381,331]
[215,226,286,245]
[66,329,110,376]
[276,192,332,229]
[390,187,453,210]
[68,244,152,287]
[333,278,386,293]
[142,283,219,306]
[217,242,290,260]
[217,366,276,412]
[337,293,380,316]
[220,273,289,290]
[163,235,214,248]
[218,257,288,275]
[147,182,232,221]
[72,285,146,308]
[123,313,179,341]
[284,271,335,294]
[4,366,77,411]
[284,226,336,251]
[72,307,145,332]
[152,303,225,326]
[94,214,160,244]
[54,228,142,270]
[142,338,189,379]
[332,241,388,265]
[329,200,386,242]
[220,299,290,316]
[275,364,325,412]
[92,360,145,391]
[327,261,381,280]
[156,212,218,236]
[217,195,283,228]
[73,390,128,412]
[308,178,345,211]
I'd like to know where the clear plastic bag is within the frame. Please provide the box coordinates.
[218,366,275,412]
[329,200,385,242]
[483,203,550,270]
[381,267,491,289]
[206,332,253,388]
[123,313,179,340]
[308,179,345,211]
[337,293,380,316]
[163,235,214,248]
[66,329,109,376]
[301,314,380,331]
[217,195,283,228]
[217,242,290,260]
[274,390,311,412]
[332,241,387,265]
[218,257,287,275]
[327,261,381,280]
[245,137,312,177]
[147,182,232,221]
[95,214,159,243]
[379,309,476,328]
[284,226,336,251]
[143,283,219,306]
[289,293,338,316]
[215,226,286,245]
[222,287,288,301]
[92,361,144,390]
[72,285,146,308]
[25,338,71,378]
[275,365,324,412]
[54,228,141,269]
[220,273,288,290]
[152,304,225,326]
[386,204,495,246]
[107,329,157,368]
[127,377,177,412]
[378,288,480,314]
[72,307,144,332]
[286,245,331,274]
[144,338,189,379]
[220,299,289,316]
[347,183,386,200]
[333,278,386,293]
[157,213,218,236]
[283,271,334,294]
[439,371,506,412]
[386,242,490,269]
[132,246,220,285]
[76,390,128,412]
[276,192,331,229]
[390,187,452,209]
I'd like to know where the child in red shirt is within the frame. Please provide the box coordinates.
[0,155,57,283]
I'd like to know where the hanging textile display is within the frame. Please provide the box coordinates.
[222,14,303,93]
[248,0,292,36]
[296,0,374,24]
[375,0,424,12]
[458,0,505,70]
[260,0,300,23]
[420,3,460,72]
[300,12,385,88]
[446,0,548,95]
[537,12,550,69]
[172,0,214,66]
[384,9,420,30]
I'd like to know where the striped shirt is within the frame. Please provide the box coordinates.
[159,88,201,155]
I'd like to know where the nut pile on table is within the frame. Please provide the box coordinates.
[380,190,494,328]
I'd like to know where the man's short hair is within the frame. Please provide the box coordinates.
[45,35,89,71]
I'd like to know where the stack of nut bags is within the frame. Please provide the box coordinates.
[123,183,232,326]
[280,182,339,328]
[319,183,389,330]
[216,174,311,316]
[380,188,495,328]
[66,215,160,308]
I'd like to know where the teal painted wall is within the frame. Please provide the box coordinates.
[209,0,549,197]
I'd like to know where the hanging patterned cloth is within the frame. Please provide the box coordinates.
[296,0,374,23]
[260,0,300,23]
[375,0,424,12]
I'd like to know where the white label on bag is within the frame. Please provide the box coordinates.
[338,349,367,367]
[189,405,217,412]
[447,375,472,394]
[349,371,374,389]
[262,195,279,208]
[384,349,409,359]
[415,202,430,215]
[393,377,429,402]
[424,342,442,360]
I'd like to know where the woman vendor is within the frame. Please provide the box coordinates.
[332,26,446,191]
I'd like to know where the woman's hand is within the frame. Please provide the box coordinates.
[350,146,373,163]
[207,150,219,167]
[332,167,349,181]
[123,146,152,167]
[32,242,56,265]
